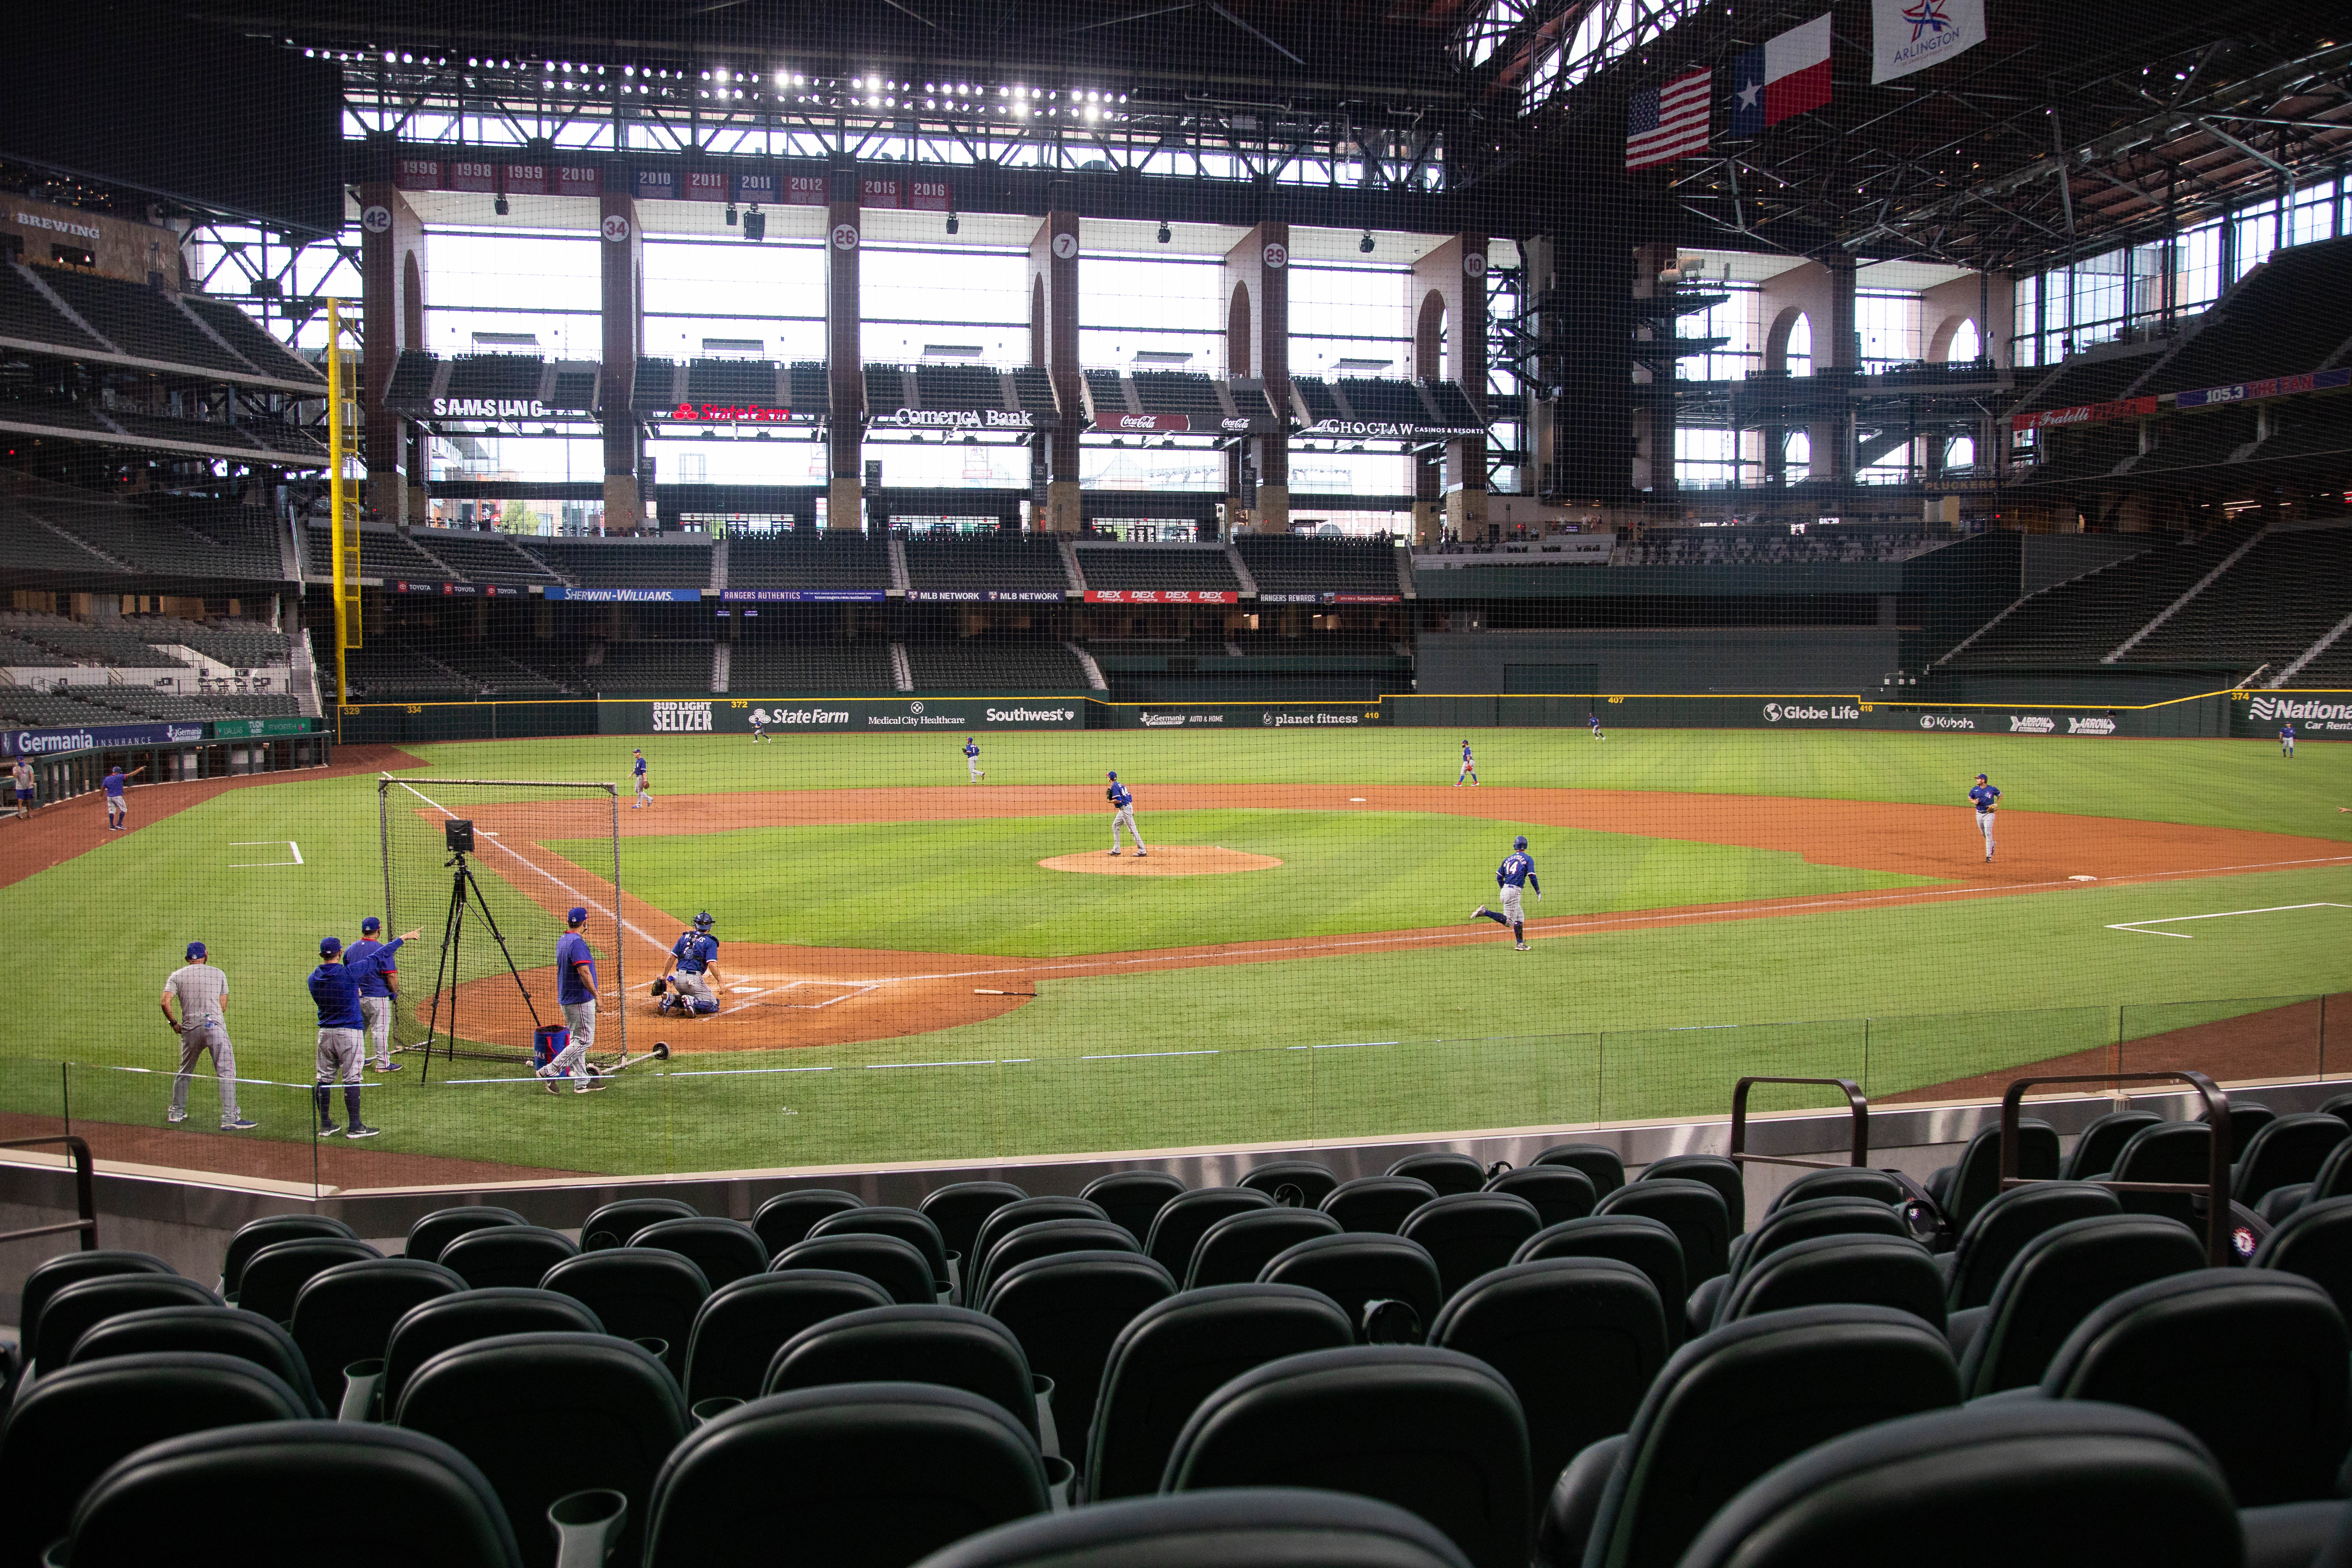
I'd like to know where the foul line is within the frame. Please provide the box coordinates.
[398,783,668,954]
[229,839,302,867]
[2107,902,2352,938]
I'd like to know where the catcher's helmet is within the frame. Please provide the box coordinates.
[693,910,714,929]
[1513,834,1528,850]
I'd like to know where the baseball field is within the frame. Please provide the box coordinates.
[2,723,2347,1185]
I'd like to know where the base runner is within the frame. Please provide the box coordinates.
[1470,834,1541,951]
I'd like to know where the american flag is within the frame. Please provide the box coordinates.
[1626,68,1713,170]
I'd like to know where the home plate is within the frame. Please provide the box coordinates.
[1351,798,1366,802]
[729,985,762,993]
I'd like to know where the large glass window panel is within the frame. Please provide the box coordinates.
[862,244,1027,363]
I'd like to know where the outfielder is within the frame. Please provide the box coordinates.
[631,748,651,809]
[751,720,771,744]
[965,735,985,781]
[1470,834,1541,951]
[1106,771,1146,857]
[1968,773,2001,862]
[655,910,723,1017]
[308,937,381,1139]
[1456,740,1479,786]
[161,940,254,1130]
[1589,711,1606,742]
[347,916,408,1072]
[538,905,607,1094]
[103,764,145,830]
[2282,723,2296,758]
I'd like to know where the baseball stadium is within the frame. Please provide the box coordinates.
[3,0,2352,1562]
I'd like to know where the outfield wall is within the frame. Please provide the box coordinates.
[1416,628,1901,696]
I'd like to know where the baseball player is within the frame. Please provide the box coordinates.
[103,764,146,830]
[1588,711,1606,742]
[1106,771,1146,857]
[10,756,33,819]
[631,748,651,809]
[161,941,254,1130]
[308,937,381,1138]
[654,910,723,1016]
[2282,723,2296,759]
[1456,740,1479,786]
[1968,773,2001,862]
[537,906,607,1094]
[347,916,409,1072]
[751,720,772,744]
[964,735,985,782]
[1470,835,1541,951]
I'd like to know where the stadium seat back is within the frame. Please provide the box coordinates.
[0,1351,310,1568]
[540,1248,710,1376]
[975,1219,1140,1303]
[31,1273,220,1375]
[1730,1196,1909,1282]
[64,1304,323,1415]
[1145,1187,1275,1275]
[1718,1233,1947,1331]
[580,1197,699,1252]
[237,1237,385,1325]
[1387,1152,1488,1197]
[2235,1113,2352,1204]
[641,1383,1050,1568]
[1673,1402,2241,1568]
[220,1218,354,1299]
[405,1206,528,1264]
[2255,1195,2352,1323]
[1165,1345,1530,1568]
[63,1421,525,1568]
[682,1268,892,1406]
[1944,1181,2122,1312]
[2106,1122,2217,1226]
[437,1226,580,1291]
[289,1257,466,1402]
[1766,1167,1906,1211]
[1400,1192,1545,1301]
[771,1232,937,1305]
[1086,1283,1354,1501]
[1080,1172,1186,1247]
[1432,1258,1666,1516]
[2064,1110,2162,1182]
[973,1196,1110,1267]
[1238,1160,1342,1208]
[981,1250,1175,1462]
[395,1331,688,1568]
[1936,1121,2060,1231]
[384,1288,606,1413]
[2214,1102,2276,1161]
[1322,1175,1440,1235]
[1484,1165,1597,1227]
[2041,1268,2349,1506]
[766,1304,1038,1440]
[19,1251,175,1356]
[1595,1179,1731,1283]
[909,1487,1476,1568]
[1259,1232,1445,1340]
[809,1206,952,1293]
[1637,1155,1745,1235]
[1186,1207,1341,1289]
[628,1217,770,1291]
[1960,1214,2207,1396]
[919,1182,1028,1280]
[1568,1305,1962,1568]
[1513,1217,1689,1348]
[1532,1144,1625,1196]
[750,1189,860,1257]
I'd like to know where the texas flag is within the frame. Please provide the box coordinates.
[1728,13,1833,136]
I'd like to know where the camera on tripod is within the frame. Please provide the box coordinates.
[445,819,475,855]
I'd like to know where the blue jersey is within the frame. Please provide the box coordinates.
[1461,744,1474,764]
[672,930,718,974]
[1969,783,2000,814]
[345,936,405,998]
[1497,852,1539,891]
[633,755,647,778]
[103,772,127,798]
[2282,725,2295,739]
[964,741,979,758]
[1109,781,1133,809]
[557,930,598,1004]
[308,962,364,1030]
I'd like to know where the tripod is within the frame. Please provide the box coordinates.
[418,849,544,1085]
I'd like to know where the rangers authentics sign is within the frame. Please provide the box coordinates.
[719,589,886,603]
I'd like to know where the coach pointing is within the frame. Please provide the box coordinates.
[538,906,604,1094]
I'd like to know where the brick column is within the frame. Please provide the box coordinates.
[1028,203,1082,533]
[358,185,427,525]
[597,192,644,532]
[1222,223,1290,533]
[826,170,864,530]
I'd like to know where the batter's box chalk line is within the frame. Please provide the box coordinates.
[2107,902,2352,939]
[229,840,302,867]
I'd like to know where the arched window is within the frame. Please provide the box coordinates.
[1786,313,1812,377]
[1945,318,1980,362]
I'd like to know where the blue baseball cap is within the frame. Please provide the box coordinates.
[567,906,589,926]
[361,916,381,934]
[185,941,207,961]
[319,936,342,957]
[1107,770,1117,780]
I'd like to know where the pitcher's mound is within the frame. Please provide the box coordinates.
[1041,845,1282,876]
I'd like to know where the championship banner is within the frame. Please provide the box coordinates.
[1084,590,1237,604]
[1871,0,1984,82]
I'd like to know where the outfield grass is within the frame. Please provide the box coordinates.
[1,727,2343,1179]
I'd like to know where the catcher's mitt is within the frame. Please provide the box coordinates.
[649,977,667,997]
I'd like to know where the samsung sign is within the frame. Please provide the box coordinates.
[430,398,553,421]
